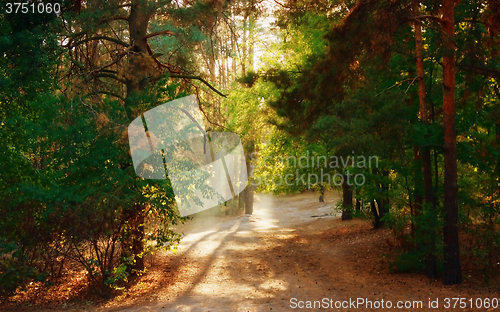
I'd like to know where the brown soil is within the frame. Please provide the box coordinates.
[2,192,498,311]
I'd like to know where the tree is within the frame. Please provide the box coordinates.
[0,3,62,295]
[61,0,230,273]
[412,0,436,279]
[441,0,461,285]
[262,0,406,221]
[256,0,500,285]
[1,0,231,297]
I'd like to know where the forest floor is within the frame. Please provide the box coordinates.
[3,191,499,311]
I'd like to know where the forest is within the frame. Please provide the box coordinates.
[1,0,500,310]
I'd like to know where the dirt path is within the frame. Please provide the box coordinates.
[113,192,342,311]
[6,192,495,311]
[99,192,492,312]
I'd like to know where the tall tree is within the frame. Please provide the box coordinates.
[61,0,231,273]
[413,0,436,279]
[441,0,461,285]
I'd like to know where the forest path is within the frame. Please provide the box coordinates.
[106,192,480,312]
[115,192,345,311]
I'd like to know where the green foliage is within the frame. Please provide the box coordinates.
[0,0,243,296]
[0,4,63,296]
[104,262,129,290]
[0,240,40,297]
[250,0,500,282]
[1,0,500,298]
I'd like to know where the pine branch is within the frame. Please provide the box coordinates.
[458,64,500,79]
[165,74,227,97]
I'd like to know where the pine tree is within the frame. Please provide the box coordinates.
[61,0,230,274]
[441,0,461,285]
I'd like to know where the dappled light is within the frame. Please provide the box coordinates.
[1,0,500,310]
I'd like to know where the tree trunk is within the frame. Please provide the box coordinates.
[241,15,247,76]
[378,170,390,222]
[414,1,437,279]
[238,191,246,210]
[121,204,145,273]
[244,159,254,214]
[248,14,255,73]
[341,176,353,220]
[121,0,152,274]
[442,0,462,285]
[209,48,216,83]
[370,200,381,228]
[225,52,229,89]
[410,77,423,238]
[413,146,423,223]
[231,31,237,79]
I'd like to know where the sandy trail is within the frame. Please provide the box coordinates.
[105,192,488,312]
[114,192,341,312]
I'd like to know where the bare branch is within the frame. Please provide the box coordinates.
[80,96,123,126]
[98,69,120,75]
[88,45,133,74]
[144,30,176,40]
[164,74,227,97]
[194,90,232,132]
[66,36,129,48]
[79,96,98,116]
[375,77,418,96]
